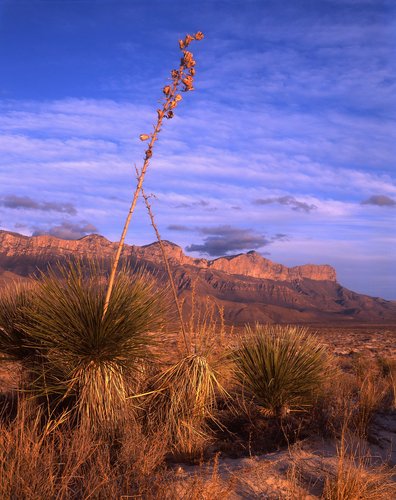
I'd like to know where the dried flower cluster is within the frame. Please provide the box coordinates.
[139,31,204,167]
[103,32,204,318]
[140,31,204,144]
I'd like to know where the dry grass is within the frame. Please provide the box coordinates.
[0,396,171,499]
[146,352,225,456]
[174,454,235,499]
[353,373,388,437]
[313,356,393,440]
[323,436,396,500]
[0,395,235,499]
[1,331,396,498]
[378,355,396,408]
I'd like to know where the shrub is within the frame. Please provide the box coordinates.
[0,281,37,363]
[18,261,168,431]
[232,324,330,418]
[147,353,223,455]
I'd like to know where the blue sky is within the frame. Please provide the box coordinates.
[0,0,395,299]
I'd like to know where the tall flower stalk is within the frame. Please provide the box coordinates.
[103,32,204,319]
[141,187,190,353]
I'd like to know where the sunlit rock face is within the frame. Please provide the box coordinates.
[0,230,336,282]
[0,230,394,324]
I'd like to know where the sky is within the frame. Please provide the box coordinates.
[0,0,395,299]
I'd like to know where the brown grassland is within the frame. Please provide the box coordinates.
[0,284,395,498]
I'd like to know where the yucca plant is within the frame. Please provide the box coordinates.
[19,261,168,431]
[124,32,227,455]
[232,324,330,419]
[146,297,228,455]
[0,281,37,363]
[147,352,223,454]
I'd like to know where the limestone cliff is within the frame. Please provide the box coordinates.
[0,230,395,324]
[0,231,336,283]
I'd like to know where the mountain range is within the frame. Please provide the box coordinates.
[1,229,395,324]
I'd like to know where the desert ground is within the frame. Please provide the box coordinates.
[1,319,395,499]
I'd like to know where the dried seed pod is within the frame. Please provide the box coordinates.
[171,69,179,79]
[194,31,204,40]
[183,55,196,69]
[170,101,177,109]
[182,80,194,92]
[166,111,174,119]
[163,85,171,95]
[182,76,193,86]
[179,39,185,50]
[139,134,150,141]
[175,94,182,102]
[145,149,153,159]
[189,68,196,76]
[182,50,194,65]
[184,34,194,46]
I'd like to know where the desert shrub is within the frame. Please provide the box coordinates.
[353,373,388,437]
[18,261,168,431]
[0,281,37,363]
[377,355,396,409]
[147,353,224,456]
[232,324,331,418]
[146,298,229,456]
[313,369,357,439]
[377,355,396,378]
[314,365,389,440]
[342,355,390,436]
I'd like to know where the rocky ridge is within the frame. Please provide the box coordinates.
[0,230,336,282]
[0,230,395,324]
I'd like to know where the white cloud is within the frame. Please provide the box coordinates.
[1,78,395,297]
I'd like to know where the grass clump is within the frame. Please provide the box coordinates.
[323,433,396,500]
[232,324,331,418]
[148,353,222,455]
[323,464,396,500]
[146,298,228,456]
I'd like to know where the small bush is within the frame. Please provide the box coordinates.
[7,261,168,432]
[232,324,331,418]
[353,374,388,437]
[0,281,37,363]
[147,353,223,455]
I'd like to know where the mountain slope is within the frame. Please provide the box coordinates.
[0,230,395,324]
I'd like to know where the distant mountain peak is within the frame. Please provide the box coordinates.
[0,230,394,324]
[80,233,110,242]
[142,240,181,249]
[0,230,336,282]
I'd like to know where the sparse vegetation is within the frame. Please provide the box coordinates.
[323,430,396,500]
[0,281,37,363]
[1,290,395,497]
[147,353,223,455]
